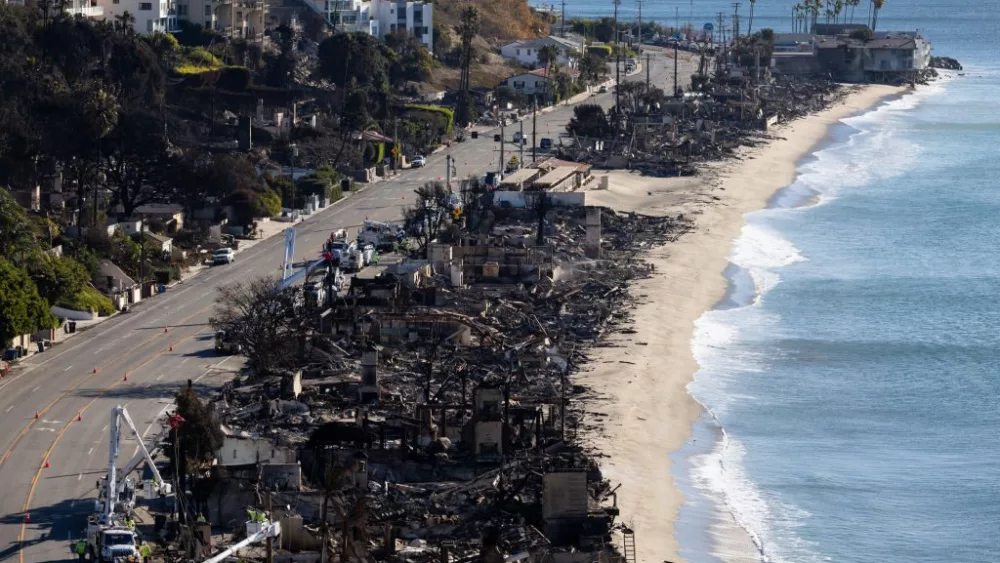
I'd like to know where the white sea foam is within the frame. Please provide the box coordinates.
[685,79,943,563]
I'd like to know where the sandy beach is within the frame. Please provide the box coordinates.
[576,83,906,563]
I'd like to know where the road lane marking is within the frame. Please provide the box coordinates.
[15,323,221,561]
[102,425,108,432]
[156,373,165,381]
[63,366,72,372]
[180,358,189,365]
[77,473,82,481]
[6,406,12,413]
[32,386,39,393]
[0,305,211,470]
[88,447,93,456]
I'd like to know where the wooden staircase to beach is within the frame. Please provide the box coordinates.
[622,527,637,563]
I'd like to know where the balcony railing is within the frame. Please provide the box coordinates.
[76,4,103,16]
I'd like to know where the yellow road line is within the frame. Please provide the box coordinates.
[16,322,212,563]
[0,306,211,469]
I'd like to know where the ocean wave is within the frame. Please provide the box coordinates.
[684,68,950,563]
[691,419,820,563]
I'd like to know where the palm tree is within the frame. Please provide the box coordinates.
[870,0,885,32]
[846,0,861,22]
[537,44,560,76]
[114,11,136,37]
[456,6,480,92]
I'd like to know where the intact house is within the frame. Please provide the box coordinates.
[309,0,434,53]
[92,259,141,311]
[90,0,266,39]
[773,29,932,82]
[500,35,583,69]
[499,67,581,104]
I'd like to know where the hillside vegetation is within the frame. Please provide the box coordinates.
[434,0,552,41]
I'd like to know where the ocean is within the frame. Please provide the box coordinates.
[534,0,1000,562]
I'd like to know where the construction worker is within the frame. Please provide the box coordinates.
[373,250,381,266]
[138,541,152,563]
[74,538,87,561]
[126,517,136,530]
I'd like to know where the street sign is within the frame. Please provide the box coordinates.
[704,22,714,31]
[391,146,401,157]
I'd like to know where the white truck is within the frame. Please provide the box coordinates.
[346,243,376,272]
[88,406,171,562]
[359,220,405,251]
[327,240,357,263]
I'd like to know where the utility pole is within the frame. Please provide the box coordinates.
[674,43,679,96]
[645,53,651,91]
[636,0,642,51]
[732,2,741,42]
[532,98,538,162]
[560,0,565,36]
[139,214,145,296]
[446,154,452,190]
[519,119,525,168]
[393,118,399,174]
[265,492,273,563]
[613,0,621,120]
[499,117,505,176]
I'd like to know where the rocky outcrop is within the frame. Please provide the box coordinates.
[930,56,963,71]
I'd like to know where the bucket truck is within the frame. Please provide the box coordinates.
[88,405,172,563]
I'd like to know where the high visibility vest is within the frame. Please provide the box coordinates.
[139,544,152,557]
[75,541,87,554]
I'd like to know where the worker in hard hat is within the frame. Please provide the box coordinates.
[126,517,136,530]
[74,538,87,561]
[138,541,152,563]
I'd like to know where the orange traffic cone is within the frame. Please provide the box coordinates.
[164,326,169,333]
[169,344,173,352]
[77,413,82,422]
[34,410,39,419]
[123,373,128,382]
[92,367,98,374]
[43,460,50,469]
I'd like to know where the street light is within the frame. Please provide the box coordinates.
[289,143,299,214]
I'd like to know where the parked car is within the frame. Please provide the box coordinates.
[598,85,609,93]
[539,137,553,150]
[410,155,427,168]
[213,248,235,265]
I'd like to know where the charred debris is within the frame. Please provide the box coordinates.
[563,33,848,176]
[177,204,692,563]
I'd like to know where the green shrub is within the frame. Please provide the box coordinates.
[56,285,115,316]
[406,104,454,135]
[587,45,613,58]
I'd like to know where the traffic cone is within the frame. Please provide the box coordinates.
[168,344,173,352]
[34,410,39,419]
[92,367,98,374]
[123,373,128,382]
[43,460,50,469]
[24,513,30,523]
[77,413,82,422]
[164,326,169,333]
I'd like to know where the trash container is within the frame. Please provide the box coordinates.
[37,341,45,353]
[67,321,77,333]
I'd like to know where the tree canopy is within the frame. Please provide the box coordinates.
[0,257,57,346]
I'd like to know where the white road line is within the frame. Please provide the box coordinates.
[180,358,189,365]
[5,405,12,413]
[63,365,73,371]
[32,385,40,392]
[78,473,82,481]
[101,425,108,432]
[88,447,94,456]
[155,373,165,381]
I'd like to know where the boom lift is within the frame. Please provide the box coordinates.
[87,405,172,563]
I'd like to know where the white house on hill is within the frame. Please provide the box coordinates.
[500,35,583,69]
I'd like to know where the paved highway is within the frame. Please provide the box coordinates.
[0,52,671,563]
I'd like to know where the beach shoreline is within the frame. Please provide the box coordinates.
[576,83,906,563]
